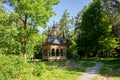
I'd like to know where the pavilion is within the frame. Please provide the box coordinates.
[42,22,67,61]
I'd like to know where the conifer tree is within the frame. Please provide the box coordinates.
[76,0,118,58]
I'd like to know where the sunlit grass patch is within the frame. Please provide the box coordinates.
[98,58,120,80]
[39,69,82,80]
[109,75,120,80]
[37,60,95,80]
[0,54,95,80]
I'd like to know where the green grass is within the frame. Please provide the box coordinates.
[0,54,96,80]
[39,69,81,80]
[98,58,120,80]
[24,60,95,80]
[37,60,95,80]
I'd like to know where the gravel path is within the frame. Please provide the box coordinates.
[78,62,104,80]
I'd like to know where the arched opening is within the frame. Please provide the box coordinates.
[52,49,55,56]
[56,49,59,56]
[60,49,63,56]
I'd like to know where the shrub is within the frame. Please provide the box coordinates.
[100,67,112,75]
[0,54,26,80]
[82,61,95,67]
[32,62,46,76]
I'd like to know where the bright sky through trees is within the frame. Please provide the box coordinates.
[43,0,92,32]
[48,0,92,25]
[2,0,92,32]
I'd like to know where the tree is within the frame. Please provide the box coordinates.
[0,2,18,54]
[74,6,88,57]
[102,0,120,56]
[59,10,70,38]
[58,10,78,58]
[1,0,59,59]
[76,0,118,58]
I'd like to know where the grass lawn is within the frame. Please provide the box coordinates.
[25,60,95,80]
[94,58,120,80]
[0,54,96,80]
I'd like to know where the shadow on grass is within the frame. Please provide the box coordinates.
[43,60,95,73]
[98,58,120,79]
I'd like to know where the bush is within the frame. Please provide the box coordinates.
[100,67,112,75]
[82,61,95,67]
[0,54,26,80]
[32,62,46,76]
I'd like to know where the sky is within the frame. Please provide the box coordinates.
[48,0,92,25]
[2,0,93,32]
[39,0,92,32]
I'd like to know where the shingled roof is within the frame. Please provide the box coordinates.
[43,21,66,45]
[44,35,66,45]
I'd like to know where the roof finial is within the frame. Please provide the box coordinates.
[53,20,55,26]
[52,20,57,36]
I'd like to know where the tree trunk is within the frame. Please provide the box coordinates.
[21,14,27,60]
[23,52,27,60]
[96,50,101,60]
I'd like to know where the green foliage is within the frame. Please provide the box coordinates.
[76,0,118,58]
[59,10,70,36]
[100,67,112,75]
[0,54,26,80]
[102,0,120,56]
[0,0,59,59]
[67,33,78,58]
[3,0,59,27]
[32,62,46,76]
[82,61,95,67]
[58,10,77,58]
[99,58,120,76]
[0,26,20,54]
[0,54,96,80]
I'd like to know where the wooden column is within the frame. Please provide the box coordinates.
[55,49,56,56]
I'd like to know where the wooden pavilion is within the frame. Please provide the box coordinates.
[42,22,67,61]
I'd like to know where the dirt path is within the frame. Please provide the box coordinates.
[78,62,104,80]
